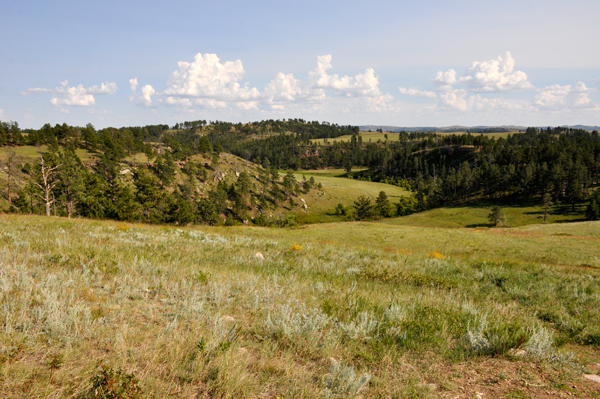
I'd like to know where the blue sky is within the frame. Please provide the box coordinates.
[2,0,599,128]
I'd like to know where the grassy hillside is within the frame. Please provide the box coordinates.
[381,203,586,229]
[0,145,96,163]
[436,131,520,139]
[291,169,410,224]
[311,131,399,144]
[0,214,599,398]
[311,131,521,144]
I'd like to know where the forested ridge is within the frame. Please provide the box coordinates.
[0,118,599,224]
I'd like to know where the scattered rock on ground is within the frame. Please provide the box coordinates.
[584,374,600,384]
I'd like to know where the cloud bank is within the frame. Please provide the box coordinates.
[127,53,392,114]
[21,51,599,124]
[21,80,117,108]
[534,82,596,111]
[398,87,437,98]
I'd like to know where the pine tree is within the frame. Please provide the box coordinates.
[236,171,252,195]
[541,193,553,223]
[56,149,84,218]
[106,180,139,221]
[198,136,212,153]
[375,191,393,218]
[488,206,505,227]
[586,192,600,221]
[197,197,220,225]
[133,169,165,223]
[76,173,108,219]
[283,170,296,198]
[353,196,376,220]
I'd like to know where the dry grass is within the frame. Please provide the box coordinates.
[0,215,599,398]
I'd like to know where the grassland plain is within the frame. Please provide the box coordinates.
[380,203,586,229]
[291,169,410,224]
[310,131,521,144]
[290,170,582,228]
[0,146,96,164]
[0,214,600,398]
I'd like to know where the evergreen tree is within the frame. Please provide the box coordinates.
[154,152,177,186]
[283,170,296,198]
[197,197,220,225]
[586,191,600,221]
[56,149,85,218]
[488,206,505,227]
[76,173,108,219]
[198,136,212,153]
[105,180,139,221]
[133,169,165,223]
[353,196,376,220]
[375,191,393,218]
[541,193,553,223]
[236,171,252,195]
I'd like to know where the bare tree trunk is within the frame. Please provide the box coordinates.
[66,200,73,218]
[33,157,60,217]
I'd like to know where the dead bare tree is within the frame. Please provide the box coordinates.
[33,157,60,217]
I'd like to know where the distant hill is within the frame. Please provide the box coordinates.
[360,124,600,133]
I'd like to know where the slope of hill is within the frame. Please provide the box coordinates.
[360,124,600,133]
[0,215,598,398]
[379,203,586,229]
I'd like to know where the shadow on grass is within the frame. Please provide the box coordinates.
[465,223,492,228]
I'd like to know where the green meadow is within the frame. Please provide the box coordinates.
[0,214,599,398]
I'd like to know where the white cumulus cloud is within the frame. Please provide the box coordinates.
[86,82,118,95]
[458,51,532,92]
[533,82,596,111]
[398,87,437,98]
[264,72,306,103]
[308,55,381,97]
[432,52,533,93]
[438,89,525,112]
[128,78,155,107]
[129,78,138,93]
[126,53,396,114]
[162,53,260,103]
[138,85,155,107]
[433,69,458,91]
[21,80,117,107]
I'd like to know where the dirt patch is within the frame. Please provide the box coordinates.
[428,358,600,399]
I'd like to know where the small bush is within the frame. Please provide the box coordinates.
[323,360,371,398]
[338,311,379,340]
[265,304,330,338]
[465,315,527,356]
[524,325,554,357]
[189,270,209,285]
[384,302,406,323]
[90,363,142,399]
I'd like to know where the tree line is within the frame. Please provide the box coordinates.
[1,118,599,223]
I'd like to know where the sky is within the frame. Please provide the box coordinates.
[2,0,600,129]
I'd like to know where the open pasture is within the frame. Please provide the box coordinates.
[0,215,599,398]
[292,169,410,224]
